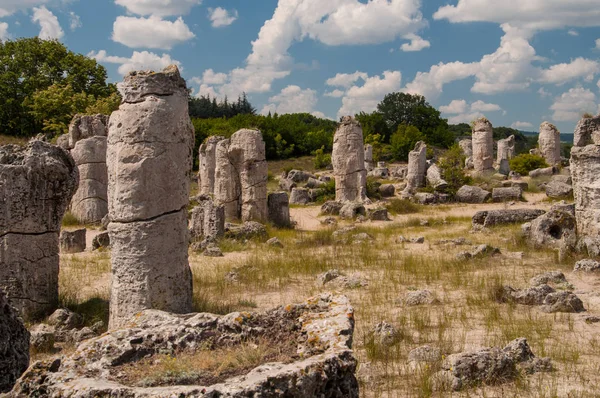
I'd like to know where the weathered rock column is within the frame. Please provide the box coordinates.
[571,115,600,255]
[364,144,374,171]
[539,122,561,166]
[472,118,495,174]
[332,116,367,202]
[198,135,225,196]
[497,135,515,175]
[67,114,109,223]
[0,141,78,320]
[404,141,427,194]
[458,139,473,169]
[107,66,193,329]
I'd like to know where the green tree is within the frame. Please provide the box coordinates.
[509,154,549,175]
[355,111,391,142]
[390,124,424,161]
[438,144,472,195]
[0,38,112,136]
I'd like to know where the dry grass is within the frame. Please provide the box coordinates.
[0,134,28,146]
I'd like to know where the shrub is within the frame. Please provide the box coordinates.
[313,179,336,203]
[366,177,382,200]
[313,146,332,169]
[62,211,80,227]
[509,154,548,175]
[438,144,472,195]
[390,124,424,161]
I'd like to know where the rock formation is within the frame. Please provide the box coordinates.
[268,192,291,228]
[59,229,86,253]
[539,122,561,166]
[189,197,225,243]
[332,116,367,202]
[570,114,600,255]
[472,118,495,174]
[404,141,427,194]
[497,135,515,175]
[198,135,225,196]
[213,130,268,221]
[458,139,473,169]
[426,163,448,191]
[107,65,193,329]
[364,144,374,171]
[65,114,109,224]
[0,288,30,393]
[0,141,78,320]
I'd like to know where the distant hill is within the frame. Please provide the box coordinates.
[520,130,573,144]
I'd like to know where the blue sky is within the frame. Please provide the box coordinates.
[2,0,600,134]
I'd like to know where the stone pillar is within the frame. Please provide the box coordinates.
[404,141,427,193]
[364,144,374,171]
[332,116,367,202]
[67,114,109,224]
[458,138,474,169]
[426,163,448,191]
[472,118,495,174]
[268,192,291,228]
[189,198,225,241]
[0,141,78,320]
[497,135,515,175]
[214,139,241,220]
[539,122,561,166]
[198,135,225,196]
[107,65,193,329]
[571,115,600,255]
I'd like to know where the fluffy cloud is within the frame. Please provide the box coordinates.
[326,71,368,88]
[208,7,238,28]
[69,12,81,30]
[568,30,579,36]
[324,89,345,98]
[433,1,600,32]
[32,6,64,40]
[439,99,468,114]
[206,0,428,98]
[550,87,599,122]
[337,71,402,118]
[400,34,430,52]
[199,69,228,85]
[112,16,194,49]
[511,121,533,129]
[0,0,47,17]
[405,61,479,100]
[260,85,318,115]
[470,100,502,112]
[447,112,483,125]
[538,58,600,85]
[0,22,9,40]
[114,0,201,17]
[440,99,501,124]
[89,50,182,76]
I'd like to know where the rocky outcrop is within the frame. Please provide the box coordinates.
[497,135,515,175]
[59,229,86,253]
[472,118,495,174]
[0,289,30,393]
[522,209,576,250]
[65,114,109,224]
[455,185,491,203]
[492,187,522,202]
[405,141,427,194]
[364,144,374,171]
[332,117,367,202]
[10,294,358,398]
[426,163,448,191]
[472,209,545,228]
[189,197,225,243]
[107,65,193,329]
[268,192,291,228]
[198,135,225,196]
[290,187,311,205]
[458,138,473,169]
[570,114,600,255]
[539,122,561,166]
[0,141,78,320]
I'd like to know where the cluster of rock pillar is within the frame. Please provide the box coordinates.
[332,116,367,202]
[0,142,78,320]
[472,118,495,174]
[198,131,268,222]
[107,66,193,329]
[58,114,109,224]
[571,114,600,255]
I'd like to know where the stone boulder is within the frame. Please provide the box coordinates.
[0,289,30,393]
[545,181,573,198]
[268,192,291,228]
[290,187,311,205]
[541,291,585,313]
[189,198,225,242]
[369,208,390,221]
[339,202,366,219]
[404,141,427,193]
[523,209,576,250]
[378,184,395,197]
[287,169,313,183]
[426,163,448,191]
[92,232,110,250]
[279,178,296,192]
[492,187,522,202]
[472,209,545,228]
[529,167,556,178]
[455,185,491,203]
[198,135,225,196]
[321,201,344,216]
[225,221,268,241]
[59,228,86,253]
[574,259,600,272]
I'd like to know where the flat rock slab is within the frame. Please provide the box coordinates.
[472,209,546,228]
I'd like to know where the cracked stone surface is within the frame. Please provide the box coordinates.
[333,116,367,203]
[539,122,561,166]
[107,65,193,329]
[0,140,78,320]
[9,294,358,398]
[198,135,225,196]
[472,118,494,174]
[405,141,427,194]
[189,197,225,242]
[67,114,109,223]
[0,288,30,393]
[472,209,545,228]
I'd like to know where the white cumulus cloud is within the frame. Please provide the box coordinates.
[114,0,201,17]
[89,49,182,76]
[539,58,600,85]
[337,70,402,118]
[112,16,194,49]
[69,11,81,30]
[400,34,430,52]
[439,99,468,114]
[511,121,533,129]
[261,85,318,115]
[326,71,368,88]
[440,99,502,124]
[0,22,9,40]
[470,100,502,112]
[550,87,599,122]
[208,7,238,27]
[0,0,47,17]
[324,89,345,98]
[32,6,64,40]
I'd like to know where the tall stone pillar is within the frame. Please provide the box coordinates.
[0,141,78,320]
[332,116,367,202]
[539,122,561,166]
[107,65,193,329]
[404,141,427,194]
[472,118,495,174]
[198,135,225,196]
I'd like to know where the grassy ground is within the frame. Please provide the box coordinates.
[52,192,600,397]
[0,134,28,146]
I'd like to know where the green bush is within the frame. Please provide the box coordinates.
[313,179,336,203]
[366,177,382,200]
[509,154,548,175]
[390,124,424,161]
[61,211,80,227]
[313,146,332,169]
[438,144,472,195]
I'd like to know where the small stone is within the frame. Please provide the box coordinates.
[321,201,343,215]
[379,184,395,197]
[59,229,87,253]
[541,291,585,313]
[48,308,83,330]
[408,345,442,364]
[529,271,568,287]
[290,187,311,205]
[30,324,55,352]
[339,202,366,219]
[352,232,374,243]
[404,290,438,306]
[266,237,283,248]
[585,316,600,324]
[369,208,390,221]
[371,322,398,346]
[203,244,224,257]
[320,217,337,226]
[574,259,600,272]
[92,231,110,250]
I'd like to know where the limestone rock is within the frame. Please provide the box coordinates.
[455,185,491,203]
[405,141,427,193]
[369,208,390,221]
[404,290,438,306]
[364,144,374,171]
[529,167,556,178]
[492,187,522,202]
[198,135,225,196]
[574,114,600,147]
[370,322,398,346]
[525,209,576,250]
[306,177,325,189]
[502,284,556,305]
[0,289,30,393]
[287,169,313,183]
[225,221,268,241]
[321,201,344,215]
[279,178,296,192]
[0,141,78,320]
[59,228,86,253]
[189,198,225,242]
[414,192,436,204]
[545,181,573,198]
[426,163,448,191]
[332,117,367,202]
[472,118,495,173]
[408,345,442,364]
[379,184,395,197]
[29,324,55,352]
[47,308,83,330]
[290,187,311,205]
[92,232,110,250]
[497,135,515,165]
[571,142,600,255]
[538,122,561,166]
[268,192,291,228]
[203,244,224,257]
[214,138,241,219]
[529,271,568,287]
[266,237,283,248]
[339,202,366,219]
[472,209,545,228]
[541,291,585,313]
[574,259,600,272]
[107,65,193,329]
